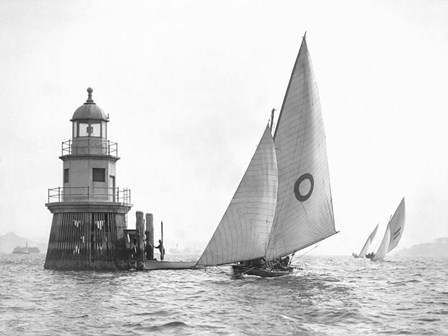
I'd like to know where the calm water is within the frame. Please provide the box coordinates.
[0,254,447,335]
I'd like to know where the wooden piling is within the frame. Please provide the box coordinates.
[135,211,145,270]
[145,213,154,260]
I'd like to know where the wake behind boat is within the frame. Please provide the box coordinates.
[196,33,338,277]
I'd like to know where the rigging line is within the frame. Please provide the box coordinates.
[240,266,257,275]
[294,245,318,260]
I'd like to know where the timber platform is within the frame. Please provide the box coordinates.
[144,260,198,270]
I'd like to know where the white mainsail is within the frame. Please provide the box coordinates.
[387,197,406,253]
[197,126,278,266]
[357,224,379,258]
[372,226,391,261]
[265,36,337,260]
[372,198,406,261]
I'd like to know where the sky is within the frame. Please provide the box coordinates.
[0,0,447,255]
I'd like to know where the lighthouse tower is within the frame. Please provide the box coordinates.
[45,88,132,270]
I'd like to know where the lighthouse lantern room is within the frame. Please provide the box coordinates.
[45,88,132,270]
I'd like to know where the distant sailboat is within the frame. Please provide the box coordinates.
[197,34,338,276]
[352,224,379,258]
[368,198,406,261]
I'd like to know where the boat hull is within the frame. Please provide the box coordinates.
[231,264,294,278]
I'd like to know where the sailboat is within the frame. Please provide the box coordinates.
[197,34,338,276]
[352,224,379,258]
[367,198,406,261]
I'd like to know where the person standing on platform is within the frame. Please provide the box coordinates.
[154,239,165,260]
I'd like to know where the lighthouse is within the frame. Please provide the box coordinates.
[45,88,132,270]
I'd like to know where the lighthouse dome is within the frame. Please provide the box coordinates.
[71,88,108,122]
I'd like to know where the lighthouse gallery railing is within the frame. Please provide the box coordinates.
[61,139,118,156]
[47,187,131,205]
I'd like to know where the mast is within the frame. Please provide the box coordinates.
[273,32,307,140]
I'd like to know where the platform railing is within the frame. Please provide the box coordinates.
[47,187,131,205]
[61,139,118,156]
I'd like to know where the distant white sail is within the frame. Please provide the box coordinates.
[387,198,406,253]
[265,37,337,260]
[372,226,391,261]
[372,198,405,261]
[358,224,379,258]
[197,126,278,266]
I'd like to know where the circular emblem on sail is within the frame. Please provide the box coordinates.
[294,173,314,202]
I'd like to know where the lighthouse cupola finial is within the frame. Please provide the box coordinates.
[71,87,107,121]
[86,87,94,104]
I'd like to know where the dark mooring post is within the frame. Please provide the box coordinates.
[145,213,154,260]
[161,221,164,245]
[136,211,145,270]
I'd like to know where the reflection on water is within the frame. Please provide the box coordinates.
[0,254,447,335]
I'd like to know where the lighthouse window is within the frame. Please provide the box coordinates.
[64,168,69,183]
[79,122,90,137]
[77,121,102,137]
[93,168,105,182]
[90,123,101,137]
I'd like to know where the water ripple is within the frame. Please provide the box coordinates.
[0,254,447,335]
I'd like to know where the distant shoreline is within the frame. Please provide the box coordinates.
[395,237,448,258]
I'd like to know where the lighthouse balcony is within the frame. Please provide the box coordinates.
[61,139,118,157]
[47,187,131,205]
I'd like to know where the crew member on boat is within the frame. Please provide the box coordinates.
[241,257,265,268]
[281,255,290,267]
[155,239,165,260]
[269,256,290,271]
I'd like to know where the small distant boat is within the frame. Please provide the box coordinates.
[352,224,379,258]
[12,243,40,254]
[196,34,338,277]
[367,198,406,261]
